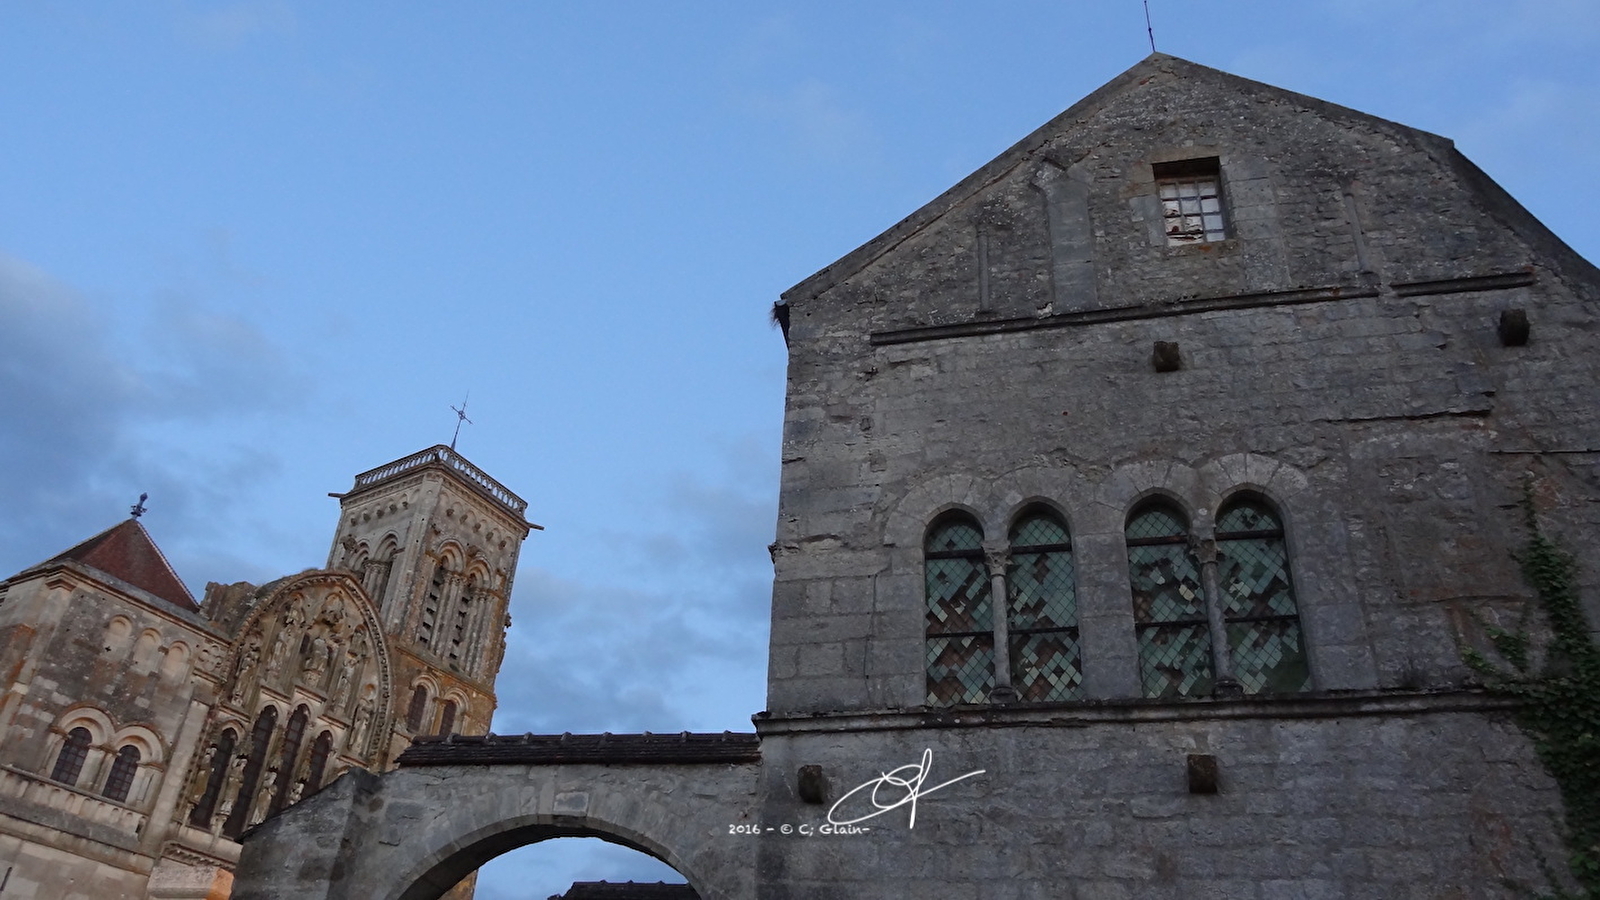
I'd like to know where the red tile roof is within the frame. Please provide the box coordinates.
[45,519,197,610]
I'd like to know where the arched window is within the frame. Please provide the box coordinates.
[1127,503,1212,699]
[925,514,994,706]
[102,745,141,803]
[270,706,309,814]
[51,727,92,786]
[1006,509,1082,701]
[438,699,458,736]
[405,684,429,732]
[224,705,278,838]
[305,731,333,794]
[190,728,236,828]
[368,538,397,607]
[1216,498,1310,694]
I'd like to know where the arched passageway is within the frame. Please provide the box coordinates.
[232,733,760,900]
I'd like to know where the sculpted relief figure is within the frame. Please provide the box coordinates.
[348,687,376,752]
[230,634,263,704]
[266,609,300,679]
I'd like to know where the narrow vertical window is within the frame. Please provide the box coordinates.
[190,728,236,828]
[224,705,277,838]
[405,685,429,732]
[50,727,92,786]
[305,731,333,794]
[270,706,309,814]
[925,514,994,706]
[102,745,141,803]
[1216,499,1310,694]
[1127,504,1213,698]
[438,700,458,736]
[418,565,447,648]
[1006,510,1083,701]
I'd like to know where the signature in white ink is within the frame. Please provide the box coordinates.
[826,749,985,829]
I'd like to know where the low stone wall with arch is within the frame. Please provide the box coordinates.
[233,739,760,900]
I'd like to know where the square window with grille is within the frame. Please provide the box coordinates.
[1154,158,1226,246]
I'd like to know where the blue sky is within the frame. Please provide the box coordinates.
[2,2,1596,896]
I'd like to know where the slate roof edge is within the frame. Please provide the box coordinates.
[779,53,1472,308]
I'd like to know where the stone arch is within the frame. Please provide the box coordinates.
[228,571,395,741]
[160,640,190,679]
[234,761,758,900]
[45,705,114,775]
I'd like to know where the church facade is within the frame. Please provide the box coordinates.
[0,445,535,899]
[234,53,1600,898]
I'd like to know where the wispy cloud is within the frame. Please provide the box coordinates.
[173,0,296,51]
[0,250,309,590]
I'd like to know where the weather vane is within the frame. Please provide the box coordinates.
[130,493,148,519]
[450,394,473,450]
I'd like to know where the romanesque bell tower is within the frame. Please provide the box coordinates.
[327,445,538,753]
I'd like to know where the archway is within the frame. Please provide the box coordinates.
[451,835,686,899]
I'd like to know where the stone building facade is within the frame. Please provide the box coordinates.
[0,445,535,899]
[236,54,1597,899]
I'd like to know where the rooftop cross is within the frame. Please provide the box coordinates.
[130,493,148,519]
[450,395,473,451]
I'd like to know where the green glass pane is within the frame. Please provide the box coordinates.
[1010,513,1068,548]
[1217,500,1280,534]
[1010,631,1083,701]
[1226,620,1310,694]
[927,519,983,553]
[926,635,995,706]
[925,557,991,633]
[1218,537,1297,618]
[1126,507,1186,541]
[1007,549,1076,629]
[1137,623,1214,699]
[1128,544,1205,622]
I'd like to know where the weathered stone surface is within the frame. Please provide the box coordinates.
[237,53,1595,900]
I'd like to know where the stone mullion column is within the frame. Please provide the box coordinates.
[985,548,1017,703]
[1192,536,1240,696]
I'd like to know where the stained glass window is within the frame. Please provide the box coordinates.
[102,745,140,803]
[1006,510,1082,702]
[1217,499,1310,694]
[925,514,993,706]
[1127,504,1213,699]
[51,727,92,786]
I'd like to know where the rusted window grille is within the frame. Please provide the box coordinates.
[50,727,92,786]
[190,728,236,827]
[925,514,994,706]
[1006,510,1083,701]
[1217,499,1311,694]
[102,745,140,803]
[1155,158,1226,245]
[1128,504,1214,699]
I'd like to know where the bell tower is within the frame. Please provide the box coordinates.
[327,445,538,738]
